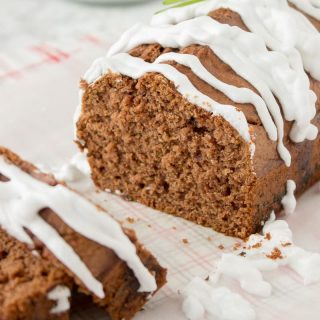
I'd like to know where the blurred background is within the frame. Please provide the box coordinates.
[0,0,160,68]
[0,0,160,165]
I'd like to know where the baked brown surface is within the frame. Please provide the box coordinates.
[76,9,320,238]
[0,227,71,320]
[0,146,166,320]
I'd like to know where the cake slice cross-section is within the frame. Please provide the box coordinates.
[75,0,320,238]
[0,146,166,320]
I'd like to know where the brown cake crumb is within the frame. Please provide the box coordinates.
[266,247,283,260]
[182,239,189,244]
[207,236,212,242]
[264,233,272,240]
[281,242,292,247]
[126,217,135,224]
[218,244,224,250]
[251,242,262,249]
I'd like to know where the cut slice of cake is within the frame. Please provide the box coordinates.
[0,227,72,320]
[75,0,320,238]
[0,146,166,320]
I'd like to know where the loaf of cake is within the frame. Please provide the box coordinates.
[75,0,320,238]
[0,147,166,320]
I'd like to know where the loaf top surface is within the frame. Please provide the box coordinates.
[77,0,320,170]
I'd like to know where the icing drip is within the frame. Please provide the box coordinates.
[281,180,297,214]
[107,16,318,165]
[48,285,71,314]
[0,156,157,298]
[212,254,276,297]
[288,0,320,20]
[155,52,277,141]
[182,277,256,320]
[84,53,254,156]
[55,152,91,182]
[151,0,320,81]
[213,212,320,295]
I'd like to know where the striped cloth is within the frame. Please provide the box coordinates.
[1,1,320,319]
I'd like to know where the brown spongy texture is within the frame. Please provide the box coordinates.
[78,72,256,238]
[0,229,71,320]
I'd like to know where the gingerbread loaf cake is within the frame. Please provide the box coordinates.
[0,146,166,320]
[75,0,320,238]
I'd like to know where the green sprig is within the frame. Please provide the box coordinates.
[156,0,206,14]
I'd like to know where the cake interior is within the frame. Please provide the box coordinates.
[77,71,257,238]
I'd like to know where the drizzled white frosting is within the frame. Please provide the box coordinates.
[182,277,256,320]
[151,0,320,80]
[213,212,320,296]
[212,254,276,297]
[95,14,317,165]
[48,285,71,314]
[0,156,157,298]
[84,52,254,156]
[55,152,91,182]
[288,0,320,20]
[281,180,297,214]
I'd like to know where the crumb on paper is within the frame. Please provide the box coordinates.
[147,224,152,228]
[172,226,177,230]
[264,232,271,240]
[126,217,135,224]
[218,244,224,250]
[207,236,212,242]
[281,242,292,247]
[239,252,246,257]
[266,247,283,260]
[251,242,262,249]
[233,242,242,250]
[182,238,189,244]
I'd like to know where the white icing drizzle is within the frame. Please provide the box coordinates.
[55,152,91,183]
[212,254,276,297]
[213,212,320,296]
[107,16,318,165]
[48,285,71,314]
[281,179,297,214]
[182,277,256,320]
[288,0,320,20]
[155,52,277,142]
[151,0,320,81]
[0,156,157,298]
[84,52,254,156]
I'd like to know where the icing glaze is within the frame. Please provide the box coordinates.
[212,254,275,297]
[155,52,277,142]
[288,0,320,20]
[209,212,320,298]
[47,285,71,314]
[84,52,254,156]
[55,152,91,182]
[0,156,157,298]
[106,15,317,165]
[281,180,297,214]
[182,277,256,320]
[75,1,320,167]
[151,0,320,81]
